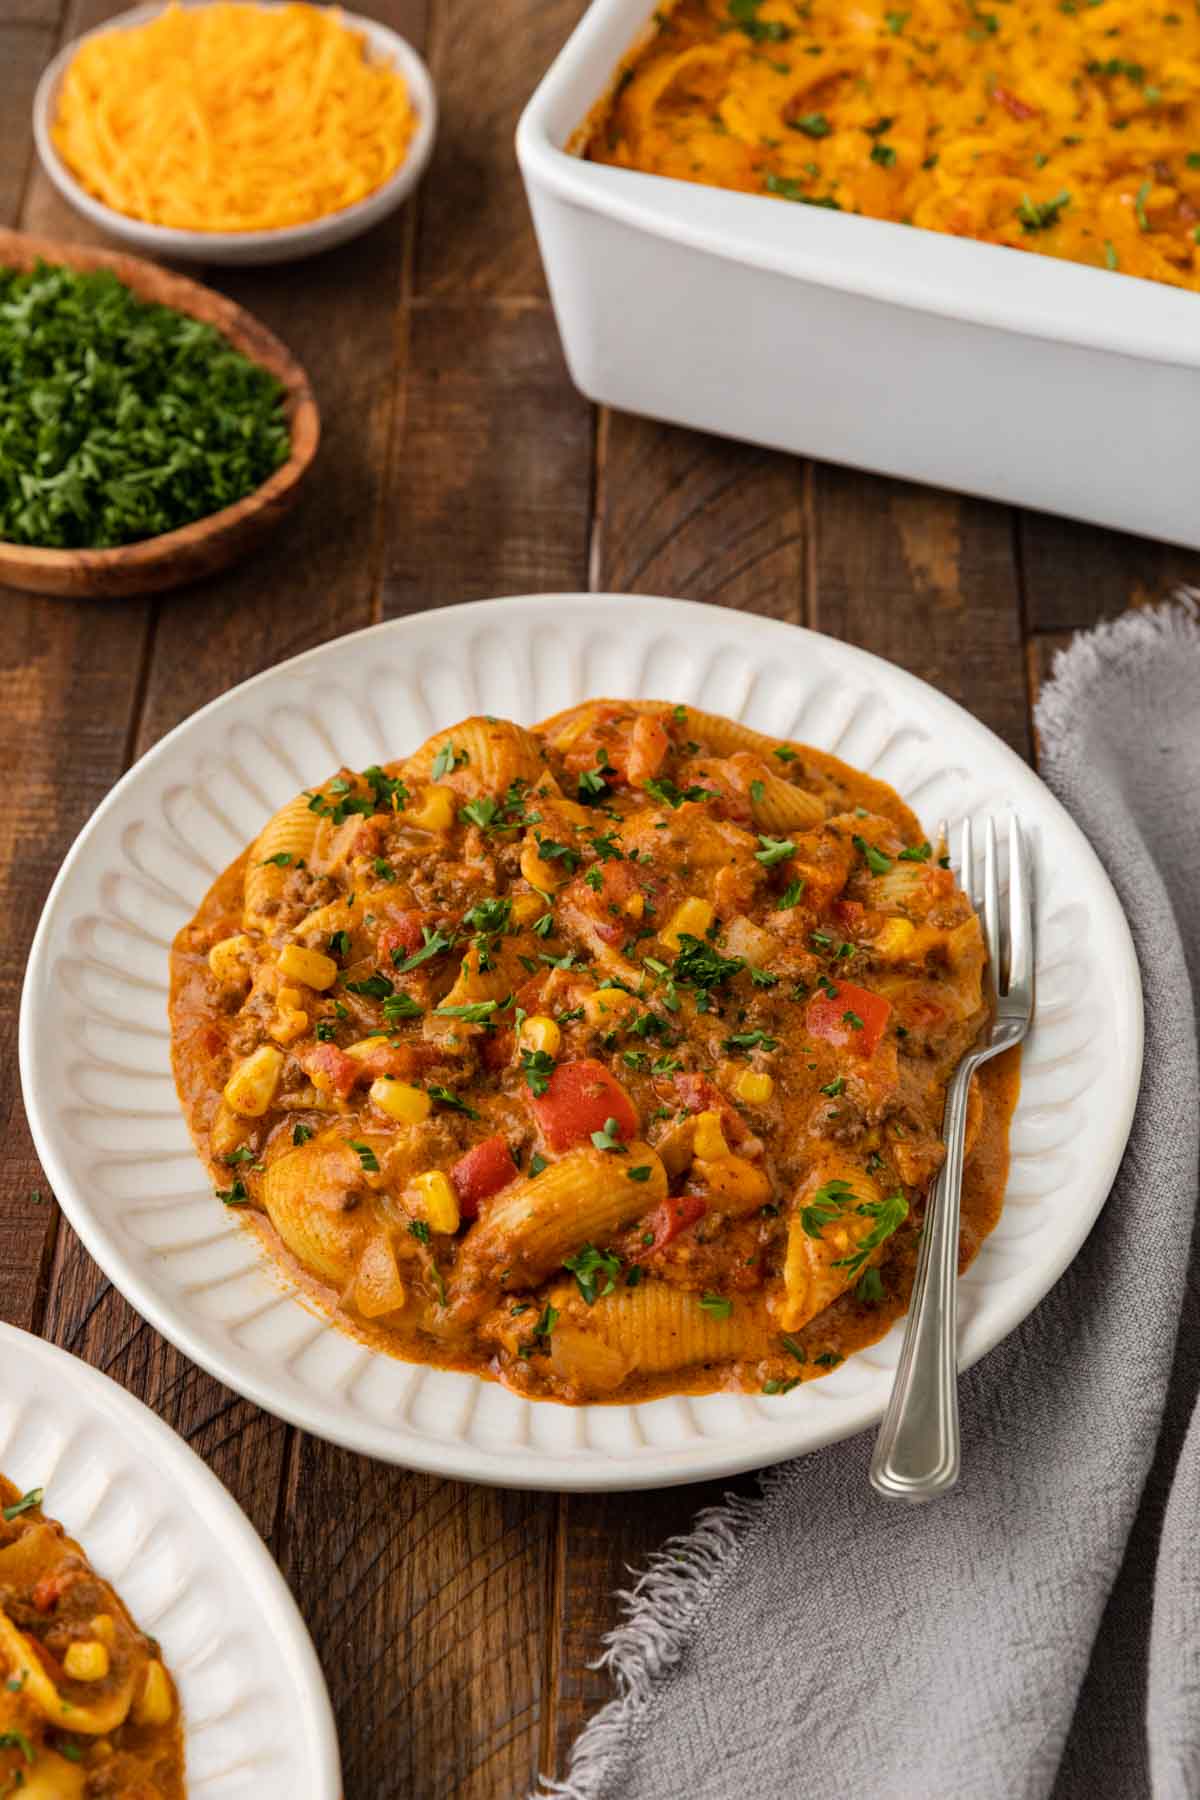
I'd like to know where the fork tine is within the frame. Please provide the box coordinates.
[959,816,974,912]
[982,817,1002,995]
[1005,814,1034,1014]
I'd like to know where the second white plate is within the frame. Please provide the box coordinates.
[0,1322,341,1796]
[19,594,1142,1490]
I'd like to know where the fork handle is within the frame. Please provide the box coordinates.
[868,1057,979,1502]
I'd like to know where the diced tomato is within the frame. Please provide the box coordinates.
[531,1059,639,1152]
[806,980,892,1057]
[992,85,1038,121]
[451,1134,519,1219]
[673,1072,750,1147]
[377,911,425,963]
[575,860,644,946]
[300,1042,360,1099]
[644,1193,707,1255]
[626,714,670,786]
[833,899,866,929]
[32,1569,78,1612]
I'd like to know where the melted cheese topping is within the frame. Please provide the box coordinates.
[53,2,416,233]
[583,0,1200,292]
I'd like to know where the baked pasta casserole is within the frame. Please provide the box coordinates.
[170,702,1018,1404]
[0,1477,184,1796]
[581,0,1200,293]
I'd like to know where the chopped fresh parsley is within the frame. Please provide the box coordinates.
[819,1076,845,1097]
[832,1192,909,1275]
[382,991,423,1022]
[460,797,499,831]
[853,833,893,875]
[427,1086,480,1120]
[216,1179,249,1206]
[431,741,466,780]
[626,1164,654,1182]
[563,1243,622,1304]
[699,1292,733,1318]
[590,1116,626,1153]
[773,746,798,762]
[857,1266,885,1303]
[755,835,795,867]
[521,1048,556,1096]
[790,111,831,137]
[777,878,805,910]
[536,836,581,874]
[723,1030,779,1051]
[435,999,499,1023]
[800,1177,853,1239]
[292,1123,314,1145]
[1017,189,1071,233]
[408,1219,431,1245]
[898,841,933,862]
[1,1488,43,1523]
[349,1140,380,1173]
[843,1009,865,1031]
[763,1376,801,1395]
[870,141,898,166]
[345,971,395,999]
[529,1152,548,1177]
[780,1333,807,1364]
[673,933,745,992]
[391,926,452,973]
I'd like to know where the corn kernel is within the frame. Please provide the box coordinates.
[64,1640,110,1682]
[277,944,338,991]
[207,934,252,983]
[209,1102,246,1159]
[344,1035,388,1061]
[89,1615,116,1648]
[693,1109,730,1161]
[370,1078,432,1124]
[133,1660,173,1727]
[623,891,645,920]
[873,917,917,960]
[734,1069,775,1106]
[520,840,565,892]
[409,1170,460,1235]
[223,1044,284,1117]
[511,892,545,925]
[696,1154,772,1210]
[660,896,714,953]
[583,986,637,1028]
[520,1014,561,1057]
[270,1007,309,1046]
[552,715,591,752]
[407,785,457,833]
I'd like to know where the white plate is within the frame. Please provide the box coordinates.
[20,594,1142,1492]
[0,1321,341,1795]
[33,2,437,266]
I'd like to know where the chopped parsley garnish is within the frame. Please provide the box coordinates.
[870,141,897,166]
[764,174,842,207]
[749,967,780,988]
[699,1292,733,1318]
[464,897,512,935]
[223,1146,257,1165]
[626,1164,654,1182]
[814,1351,844,1368]
[857,1266,885,1303]
[460,797,499,831]
[755,835,795,866]
[431,741,466,780]
[216,1179,249,1206]
[773,746,798,762]
[382,991,423,1022]
[763,1376,801,1395]
[292,1123,314,1145]
[314,1020,337,1042]
[328,929,352,960]
[531,912,555,939]
[362,765,408,810]
[644,776,714,809]
[590,1116,626,1153]
[832,1192,909,1275]
[1017,189,1071,233]
[790,111,831,136]
[408,1219,431,1245]
[345,971,395,999]
[529,1152,548,1177]
[898,841,933,862]
[536,836,581,873]
[776,879,805,910]
[428,1087,480,1119]
[843,1009,865,1030]
[673,933,745,992]
[780,1333,807,1364]
[521,1048,556,1096]
[1,1488,43,1522]
[349,1140,380,1173]
[578,764,611,804]
[0,263,290,549]
[563,1243,622,1304]
[723,1030,779,1051]
[800,1177,853,1239]
[259,850,294,867]
[391,926,453,972]
[853,833,893,875]
[819,1076,845,1097]
[728,0,792,41]
[435,999,499,1023]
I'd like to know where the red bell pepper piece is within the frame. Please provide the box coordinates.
[450,1133,519,1219]
[530,1059,639,1152]
[806,980,892,1057]
[640,1193,707,1256]
[300,1041,360,1099]
[377,911,425,963]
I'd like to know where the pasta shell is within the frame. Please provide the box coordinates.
[243,792,318,935]
[463,1143,667,1286]
[557,1279,768,1374]
[403,716,552,798]
[779,1156,887,1332]
[262,1129,381,1285]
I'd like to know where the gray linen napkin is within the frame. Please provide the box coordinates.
[544,597,1200,1800]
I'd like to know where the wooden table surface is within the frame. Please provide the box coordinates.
[2,1,1197,1794]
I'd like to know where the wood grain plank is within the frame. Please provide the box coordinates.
[415,0,588,300]
[590,411,807,619]
[0,21,57,227]
[812,468,1031,759]
[281,1442,551,1800]
[1017,511,1200,635]
[383,301,593,616]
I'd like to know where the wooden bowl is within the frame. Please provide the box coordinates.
[0,229,320,598]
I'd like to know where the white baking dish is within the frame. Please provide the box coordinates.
[517,0,1200,548]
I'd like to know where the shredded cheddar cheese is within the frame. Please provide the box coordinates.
[584,0,1200,293]
[53,2,417,233]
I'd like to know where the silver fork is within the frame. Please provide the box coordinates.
[869,815,1035,1502]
